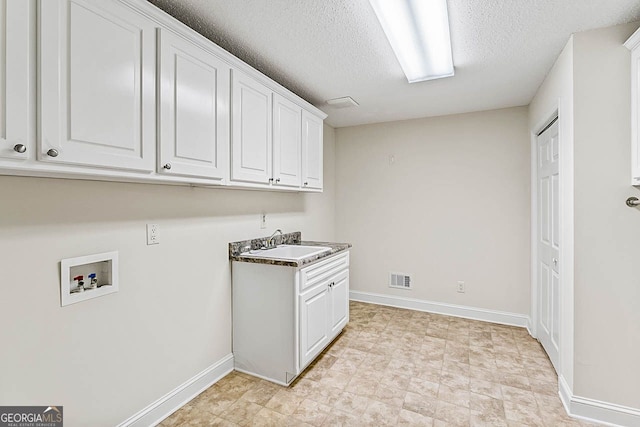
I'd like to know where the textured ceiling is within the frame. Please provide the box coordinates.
[148,0,640,128]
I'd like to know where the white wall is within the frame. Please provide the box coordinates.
[0,125,336,426]
[335,107,531,316]
[529,36,575,391]
[529,20,640,411]
[571,22,640,409]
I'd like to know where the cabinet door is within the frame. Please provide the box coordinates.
[631,43,640,184]
[299,281,330,368]
[273,94,301,187]
[329,270,349,338]
[231,70,272,184]
[158,29,229,181]
[301,111,323,190]
[0,0,31,161]
[39,0,155,172]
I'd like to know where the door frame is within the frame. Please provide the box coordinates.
[530,103,575,392]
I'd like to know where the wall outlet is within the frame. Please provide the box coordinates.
[457,281,465,293]
[146,223,159,245]
[260,213,267,229]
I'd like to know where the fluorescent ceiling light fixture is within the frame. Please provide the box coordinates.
[369,0,454,83]
[326,96,360,108]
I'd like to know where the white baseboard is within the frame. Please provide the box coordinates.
[526,317,535,337]
[349,290,529,328]
[559,375,640,427]
[117,353,234,427]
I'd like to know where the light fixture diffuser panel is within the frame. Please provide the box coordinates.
[369,0,454,83]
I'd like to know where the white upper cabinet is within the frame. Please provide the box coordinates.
[158,28,229,181]
[0,0,325,189]
[39,0,155,172]
[301,111,324,190]
[625,28,640,185]
[0,0,31,161]
[273,94,302,188]
[231,70,273,184]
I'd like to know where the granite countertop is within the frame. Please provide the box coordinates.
[229,232,351,267]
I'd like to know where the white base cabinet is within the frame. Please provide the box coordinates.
[232,251,349,385]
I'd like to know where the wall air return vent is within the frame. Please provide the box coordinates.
[389,272,411,289]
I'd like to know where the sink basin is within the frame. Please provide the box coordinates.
[242,245,332,261]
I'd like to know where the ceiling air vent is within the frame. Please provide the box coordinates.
[326,96,359,108]
[389,272,411,289]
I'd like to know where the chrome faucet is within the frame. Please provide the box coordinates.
[266,229,283,249]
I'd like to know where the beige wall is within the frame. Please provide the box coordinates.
[0,125,336,426]
[335,107,531,315]
[572,22,640,408]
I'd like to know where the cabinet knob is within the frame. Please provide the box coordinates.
[163,163,172,170]
[303,182,308,186]
[13,144,26,153]
[46,148,59,157]
[275,178,281,183]
[268,178,274,183]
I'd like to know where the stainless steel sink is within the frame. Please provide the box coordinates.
[241,245,331,261]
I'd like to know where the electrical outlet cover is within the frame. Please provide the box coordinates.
[147,223,159,245]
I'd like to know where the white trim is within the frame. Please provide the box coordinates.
[117,353,234,427]
[350,291,529,328]
[559,376,640,427]
[526,317,535,337]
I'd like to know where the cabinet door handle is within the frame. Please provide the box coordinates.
[275,178,281,183]
[303,182,308,186]
[46,148,59,157]
[268,178,274,183]
[163,163,172,170]
[13,144,26,153]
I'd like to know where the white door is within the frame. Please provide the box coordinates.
[272,94,301,187]
[158,29,229,180]
[329,270,349,337]
[299,282,329,368]
[537,118,560,371]
[0,0,31,161]
[301,111,323,190]
[230,70,272,184]
[39,0,155,171]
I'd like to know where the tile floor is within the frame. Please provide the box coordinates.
[161,301,599,426]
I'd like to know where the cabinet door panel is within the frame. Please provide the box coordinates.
[299,283,329,368]
[301,111,323,190]
[273,94,301,187]
[0,0,30,161]
[39,0,155,171]
[231,71,272,184]
[158,29,229,180]
[329,270,349,337]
